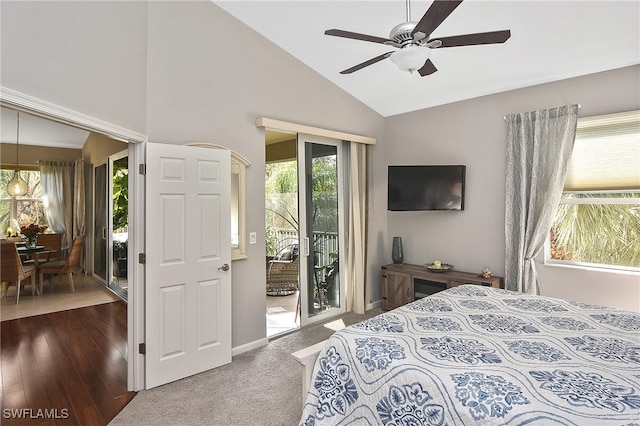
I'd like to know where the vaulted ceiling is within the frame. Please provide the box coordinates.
[214,0,640,117]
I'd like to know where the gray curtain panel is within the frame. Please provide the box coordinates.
[73,158,86,239]
[504,104,579,294]
[73,158,86,270]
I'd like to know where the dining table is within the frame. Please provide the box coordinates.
[17,245,57,266]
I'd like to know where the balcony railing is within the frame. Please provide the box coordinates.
[269,228,338,268]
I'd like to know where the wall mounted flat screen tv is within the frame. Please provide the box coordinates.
[388,165,466,211]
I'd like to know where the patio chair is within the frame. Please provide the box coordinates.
[266,244,299,296]
[1,240,37,304]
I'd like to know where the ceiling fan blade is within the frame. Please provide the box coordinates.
[340,52,393,74]
[325,29,394,45]
[435,30,511,47]
[412,0,464,40]
[418,59,438,76]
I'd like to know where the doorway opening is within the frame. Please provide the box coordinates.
[266,157,300,337]
[265,131,346,337]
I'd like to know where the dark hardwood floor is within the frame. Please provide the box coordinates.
[1,302,136,425]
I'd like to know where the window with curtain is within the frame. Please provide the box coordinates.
[548,110,640,270]
[0,169,47,233]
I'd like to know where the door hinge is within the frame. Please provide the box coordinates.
[139,163,146,175]
[138,343,146,355]
[138,253,146,264]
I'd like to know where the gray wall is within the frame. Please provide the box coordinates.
[145,1,385,348]
[0,1,148,134]
[382,65,640,311]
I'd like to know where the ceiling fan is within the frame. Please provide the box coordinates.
[324,0,511,76]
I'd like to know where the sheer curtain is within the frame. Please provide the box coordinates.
[39,160,85,249]
[504,104,579,294]
[347,142,367,314]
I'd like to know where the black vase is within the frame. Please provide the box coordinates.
[391,237,403,264]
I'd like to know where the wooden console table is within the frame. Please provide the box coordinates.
[381,263,503,310]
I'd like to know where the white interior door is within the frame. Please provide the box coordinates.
[145,142,232,389]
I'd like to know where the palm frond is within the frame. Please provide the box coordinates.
[551,192,640,267]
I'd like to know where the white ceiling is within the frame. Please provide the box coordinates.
[1,107,90,150]
[214,0,640,117]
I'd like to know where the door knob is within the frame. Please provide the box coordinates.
[218,263,230,271]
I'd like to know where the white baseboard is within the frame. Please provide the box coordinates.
[366,299,382,311]
[232,337,268,356]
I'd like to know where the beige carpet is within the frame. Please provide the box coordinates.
[110,308,382,426]
[1,274,120,321]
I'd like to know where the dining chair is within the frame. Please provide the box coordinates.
[1,240,38,304]
[38,235,84,293]
[35,232,64,262]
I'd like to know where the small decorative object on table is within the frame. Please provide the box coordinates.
[391,236,404,264]
[20,223,47,248]
[481,266,493,279]
[5,220,23,242]
[425,261,453,272]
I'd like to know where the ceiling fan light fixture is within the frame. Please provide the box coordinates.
[390,45,431,73]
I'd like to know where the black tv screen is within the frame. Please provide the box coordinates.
[388,165,466,211]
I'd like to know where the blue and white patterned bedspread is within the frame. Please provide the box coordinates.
[300,285,640,425]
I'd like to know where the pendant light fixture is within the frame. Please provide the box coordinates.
[6,111,28,197]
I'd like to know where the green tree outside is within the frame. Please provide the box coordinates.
[0,169,46,232]
[551,192,640,268]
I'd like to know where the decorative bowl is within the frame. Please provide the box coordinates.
[425,263,453,272]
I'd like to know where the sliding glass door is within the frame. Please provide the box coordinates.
[297,134,346,325]
[93,162,108,283]
[92,150,128,300]
[111,153,128,295]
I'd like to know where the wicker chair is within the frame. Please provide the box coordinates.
[38,235,84,293]
[1,240,37,304]
[35,232,64,262]
[266,256,299,296]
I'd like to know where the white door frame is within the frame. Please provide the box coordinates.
[0,87,148,391]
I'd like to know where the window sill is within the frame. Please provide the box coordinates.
[543,260,640,276]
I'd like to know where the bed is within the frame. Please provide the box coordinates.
[299,285,640,425]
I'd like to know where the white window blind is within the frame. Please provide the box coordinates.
[564,110,640,191]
